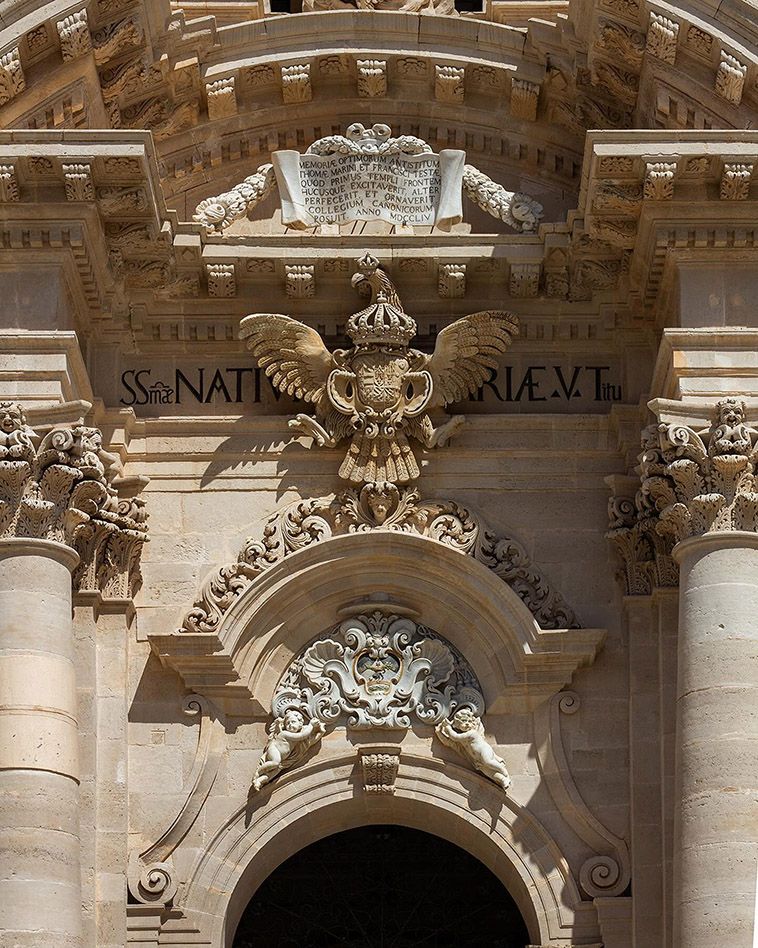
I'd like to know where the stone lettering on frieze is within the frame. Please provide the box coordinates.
[109,362,622,415]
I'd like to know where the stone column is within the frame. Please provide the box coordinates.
[612,399,758,948]
[0,401,148,948]
[0,538,83,948]
[673,532,758,948]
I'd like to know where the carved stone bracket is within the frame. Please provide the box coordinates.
[127,695,224,906]
[359,748,400,793]
[534,691,631,899]
[179,485,579,637]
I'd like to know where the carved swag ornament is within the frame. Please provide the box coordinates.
[253,611,510,793]
[608,399,758,594]
[239,253,518,485]
[0,402,148,599]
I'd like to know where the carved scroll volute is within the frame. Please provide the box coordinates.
[534,691,631,899]
[128,695,224,906]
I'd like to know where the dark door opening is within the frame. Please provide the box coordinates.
[233,824,530,947]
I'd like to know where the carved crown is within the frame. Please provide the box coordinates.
[347,253,417,347]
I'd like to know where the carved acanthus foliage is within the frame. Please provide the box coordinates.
[0,403,149,600]
[716,51,747,105]
[180,482,579,637]
[357,60,387,98]
[435,65,464,104]
[57,10,92,61]
[0,47,25,106]
[0,164,19,202]
[437,262,466,298]
[281,63,311,103]
[284,264,315,299]
[193,163,276,233]
[254,613,507,792]
[239,254,517,485]
[608,400,758,591]
[63,162,94,201]
[644,162,676,200]
[360,750,399,793]
[510,78,539,121]
[720,162,753,200]
[646,13,679,64]
[206,263,236,298]
[206,76,236,120]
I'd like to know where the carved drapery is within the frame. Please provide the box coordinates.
[0,401,148,600]
[607,399,758,594]
[180,484,579,635]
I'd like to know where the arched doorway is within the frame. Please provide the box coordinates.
[232,825,531,948]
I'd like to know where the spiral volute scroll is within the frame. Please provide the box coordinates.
[129,859,179,905]
[579,854,627,899]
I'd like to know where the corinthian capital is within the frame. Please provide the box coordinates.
[0,402,148,600]
[608,399,758,592]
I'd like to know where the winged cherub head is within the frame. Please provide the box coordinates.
[239,255,518,486]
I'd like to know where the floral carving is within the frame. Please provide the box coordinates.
[180,483,579,636]
[254,613,502,791]
[57,10,92,61]
[0,47,25,106]
[239,254,517,484]
[0,402,148,599]
[360,751,399,793]
[357,60,387,98]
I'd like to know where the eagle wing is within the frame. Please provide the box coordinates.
[239,313,333,410]
[425,311,518,407]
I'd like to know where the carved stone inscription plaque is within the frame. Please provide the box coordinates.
[297,152,441,226]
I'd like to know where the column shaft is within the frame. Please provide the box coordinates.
[0,539,83,948]
[673,532,758,948]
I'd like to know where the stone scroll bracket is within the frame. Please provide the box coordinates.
[534,691,631,900]
[127,694,225,907]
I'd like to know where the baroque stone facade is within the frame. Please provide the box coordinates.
[1,0,758,943]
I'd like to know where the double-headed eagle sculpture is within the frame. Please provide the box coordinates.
[240,254,518,485]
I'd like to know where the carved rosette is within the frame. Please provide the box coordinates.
[608,399,758,592]
[0,402,148,600]
[179,484,579,636]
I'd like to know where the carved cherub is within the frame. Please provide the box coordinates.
[239,254,518,485]
[436,708,511,791]
[252,709,325,792]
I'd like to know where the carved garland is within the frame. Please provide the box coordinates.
[179,484,580,635]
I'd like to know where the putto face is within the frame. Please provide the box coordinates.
[283,711,305,732]
[453,708,477,732]
[0,402,24,434]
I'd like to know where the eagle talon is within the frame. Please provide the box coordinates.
[428,415,468,448]
[289,415,337,448]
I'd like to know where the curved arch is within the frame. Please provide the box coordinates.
[175,751,598,948]
[151,531,604,714]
